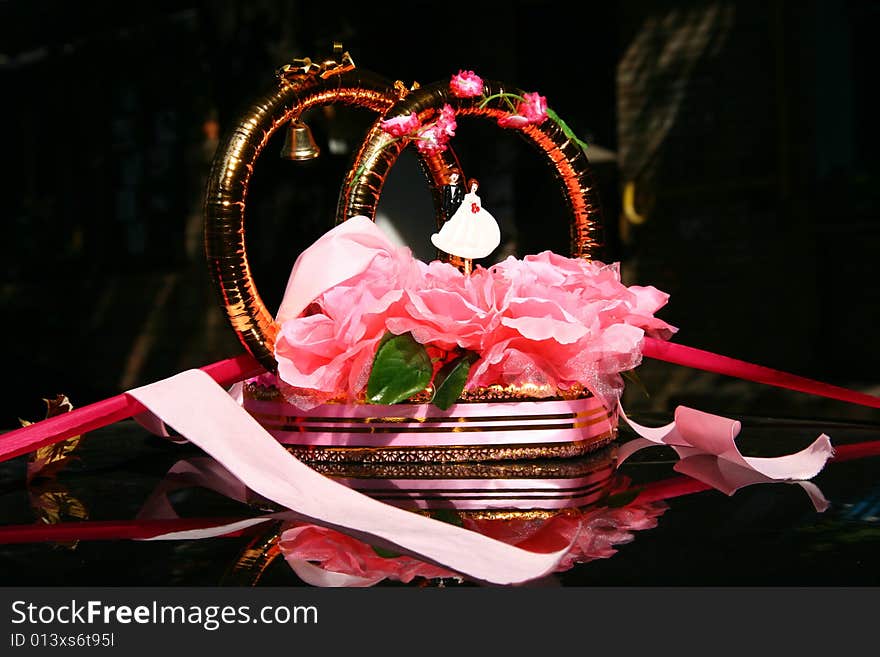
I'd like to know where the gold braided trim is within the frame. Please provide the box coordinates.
[284,431,616,464]
[307,446,616,478]
[244,381,595,404]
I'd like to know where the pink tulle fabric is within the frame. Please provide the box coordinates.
[273,221,676,410]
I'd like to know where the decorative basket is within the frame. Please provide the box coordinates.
[205,47,649,463]
[242,382,615,463]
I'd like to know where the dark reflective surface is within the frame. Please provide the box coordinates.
[0,414,878,586]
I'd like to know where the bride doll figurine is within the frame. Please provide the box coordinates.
[431,179,501,260]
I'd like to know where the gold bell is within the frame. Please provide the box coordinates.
[280,121,320,160]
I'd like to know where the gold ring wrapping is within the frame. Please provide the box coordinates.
[205,70,461,372]
[339,80,603,258]
[205,70,614,465]
[337,126,463,229]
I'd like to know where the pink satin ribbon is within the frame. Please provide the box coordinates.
[275,216,394,325]
[617,405,833,511]
[245,395,612,448]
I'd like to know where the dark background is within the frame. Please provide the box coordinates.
[2,0,878,427]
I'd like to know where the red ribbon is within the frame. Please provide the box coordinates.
[4,440,878,547]
[0,341,877,466]
[0,354,263,464]
[643,338,880,409]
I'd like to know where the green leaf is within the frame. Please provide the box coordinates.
[366,332,433,405]
[431,351,479,410]
[430,509,464,527]
[371,545,401,559]
[546,107,590,152]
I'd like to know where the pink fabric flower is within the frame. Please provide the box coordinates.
[497,113,531,129]
[413,105,456,154]
[519,92,548,123]
[414,125,444,154]
[464,253,677,406]
[274,308,388,406]
[497,92,548,129]
[386,261,497,351]
[274,226,425,408]
[450,70,484,98]
[415,124,449,154]
[436,103,457,137]
[273,216,677,410]
[380,112,421,137]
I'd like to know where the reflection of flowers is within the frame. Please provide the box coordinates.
[467,503,667,572]
[277,494,668,586]
[279,524,456,584]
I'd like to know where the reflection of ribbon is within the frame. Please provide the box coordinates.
[134,454,664,587]
[125,398,831,582]
[131,441,829,586]
[617,405,833,511]
[3,435,867,586]
[12,438,880,546]
[7,438,877,549]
